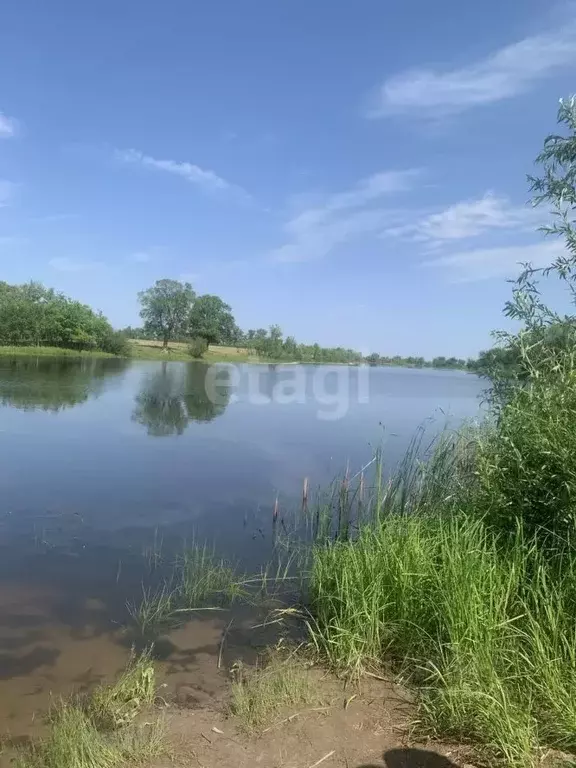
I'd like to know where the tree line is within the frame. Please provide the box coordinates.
[0,276,478,368]
[0,281,129,354]
[127,278,472,366]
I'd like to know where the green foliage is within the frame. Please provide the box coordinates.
[476,351,576,537]
[365,353,471,369]
[87,649,155,730]
[187,336,208,358]
[188,294,240,345]
[138,279,195,348]
[307,445,576,765]
[230,652,316,732]
[175,542,243,606]
[0,281,124,354]
[15,653,165,768]
[97,329,130,356]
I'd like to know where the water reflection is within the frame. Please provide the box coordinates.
[0,356,129,412]
[132,362,231,436]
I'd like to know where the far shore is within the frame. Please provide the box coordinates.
[0,341,473,370]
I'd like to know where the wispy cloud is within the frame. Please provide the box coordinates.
[116,148,250,201]
[0,112,18,138]
[385,193,544,250]
[49,257,104,273]
[270,169,419,262]
[370,21,576,117]
[424,240,566,282]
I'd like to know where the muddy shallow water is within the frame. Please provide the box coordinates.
[0,356,484,738]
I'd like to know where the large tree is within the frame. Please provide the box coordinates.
[188,294,239,346]
[138,279,195,348]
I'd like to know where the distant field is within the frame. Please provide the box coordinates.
[129,339,259,362]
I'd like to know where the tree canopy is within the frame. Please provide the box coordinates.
[188,294,240,345]
[0,281,128,354]
[138,279,196,348]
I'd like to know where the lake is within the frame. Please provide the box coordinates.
[0,356,485,740]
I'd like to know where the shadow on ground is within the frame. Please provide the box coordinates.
[360,748,461,768]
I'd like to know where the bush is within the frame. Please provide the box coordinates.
[477,352,576,538]
[187,337,208,359]
[98,330,131,356]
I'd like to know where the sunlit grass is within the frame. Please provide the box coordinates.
[230,650,317,732]
[14,652,167,768]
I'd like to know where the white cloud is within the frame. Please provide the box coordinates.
[270,169,419,262]
[116,148,250,200]
[49,257,104,273]
[385,193,544,249]
[0,112,18,138]
[424,240,566,281]
[370,21,576,117]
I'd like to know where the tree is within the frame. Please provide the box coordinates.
[188,294,238,346]
[138,279,195,349]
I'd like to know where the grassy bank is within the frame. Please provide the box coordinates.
[128,338,263,363]
[0,341,299,364]
[0,345,119,359]
[300,366,576,766]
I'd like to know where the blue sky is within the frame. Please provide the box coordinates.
[0,0,574,357]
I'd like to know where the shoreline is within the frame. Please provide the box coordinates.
[0,342,472,370]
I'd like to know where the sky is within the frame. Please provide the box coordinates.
[1,0,575,358]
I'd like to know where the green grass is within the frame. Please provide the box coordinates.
[87,648,156,730]
[15,652,167,768]
[129,339,265,363]
[0,346,118,359]
[175,542,246,606]
[126,583,178,639]
[126,543,246,639]
[303,420,576,766]
[230,651,317,732]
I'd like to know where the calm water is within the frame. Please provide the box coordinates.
[0,356,485,740]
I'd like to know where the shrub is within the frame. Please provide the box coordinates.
[187,337,208,358]
[477,352,576,537]
[98,330,131,356]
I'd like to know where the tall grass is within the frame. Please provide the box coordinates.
[308,506,576,765]
[305,380,576,766]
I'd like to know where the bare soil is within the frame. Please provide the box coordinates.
[153,669,476,768]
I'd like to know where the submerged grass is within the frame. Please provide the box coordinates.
[126,542,248,639]
[175,542,246,606]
